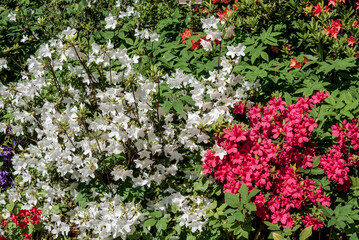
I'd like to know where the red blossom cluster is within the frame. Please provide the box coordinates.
[325,19,342,39]
[181,29,192,44]
[328,0,346,7]
[312,3,322,17]
[304,3,329,16]
[1,207,42,240]
[233,101,246,115]
[216,7,231,20]
[203,92,331,229]
[320,119,359,192]
[347,36,356,47]
[9,207,42,228]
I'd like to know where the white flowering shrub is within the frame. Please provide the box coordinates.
[0,1,259,239]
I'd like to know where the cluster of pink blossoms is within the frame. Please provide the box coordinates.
[320,118,359,192]
[203,91,331,229]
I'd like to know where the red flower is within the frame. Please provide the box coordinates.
[180,29,192,44]
[354,52,359,57]
[217,7,231,20]
[233,101,246,115]
[331,19,342,29]
[289,57,301,69]
[0,236,6,240]
[353,20,359,27]
[191,38,201,50]
[284,42,291,51]
[30,213,41,225]
[325,19,341,39]
[10,213,18,224]
[18,218,29,229]
[312,3,322,17]
[310,91,329,104]
[356,1,359,9]
[302,214,324,230]
[22,233,32,240]
[328,0,336,6]
[347,36,356,47]
[324,6,330,13]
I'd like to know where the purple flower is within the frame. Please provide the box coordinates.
[0,171,13,190]
[0,145,13,163]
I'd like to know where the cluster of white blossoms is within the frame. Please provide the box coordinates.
[0,10,259,239]
[200,15,238,53]
[105,6,137,29]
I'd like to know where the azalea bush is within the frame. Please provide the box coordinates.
[1,0,359,239]
[204,91,359,238]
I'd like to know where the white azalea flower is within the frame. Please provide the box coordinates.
[200,39,212,51]
[0,58,7,70]
[225,25,235,37]
[205,29,223,41]
[201,15,219,29]
[226,43,246,58]
[149,32,160,42]
[8,12,16,22]
[105,13,117,29]
[20,35,29,43]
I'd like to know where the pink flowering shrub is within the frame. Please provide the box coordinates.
[320,118,359,192]
[203,91,332,229]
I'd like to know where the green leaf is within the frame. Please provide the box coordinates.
[310,168,323,175]
[210,201,217,210]
[224,191,240,208]
[245,202,257,212]
[182,95,195,106]
[283,92,292,105]
[312,156,320,168]
[173,100,183,113]
[164,101,172,114]
[239,183,249,204]
[28,223,35,234]
[333,58,356,71]
[102,31,114,39]
[6,201,14,212]
[125,38,134,45]
[150,210,162,218]
[250,44,266,64]
[186,234,196,240]
[2,113,14,120]
[350,233,358,240]
[51,204,61,214]
[273,233,285,240]
[261,51,269,62]
[75,193,88,208]
[163,51,176,61]
[156,217,169,232]
[144,218,157,228]
[299,226,312,240]
[248,188,260,199]
[171,204,178,213]
[264,221,280,231]
[118,31,125,39]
